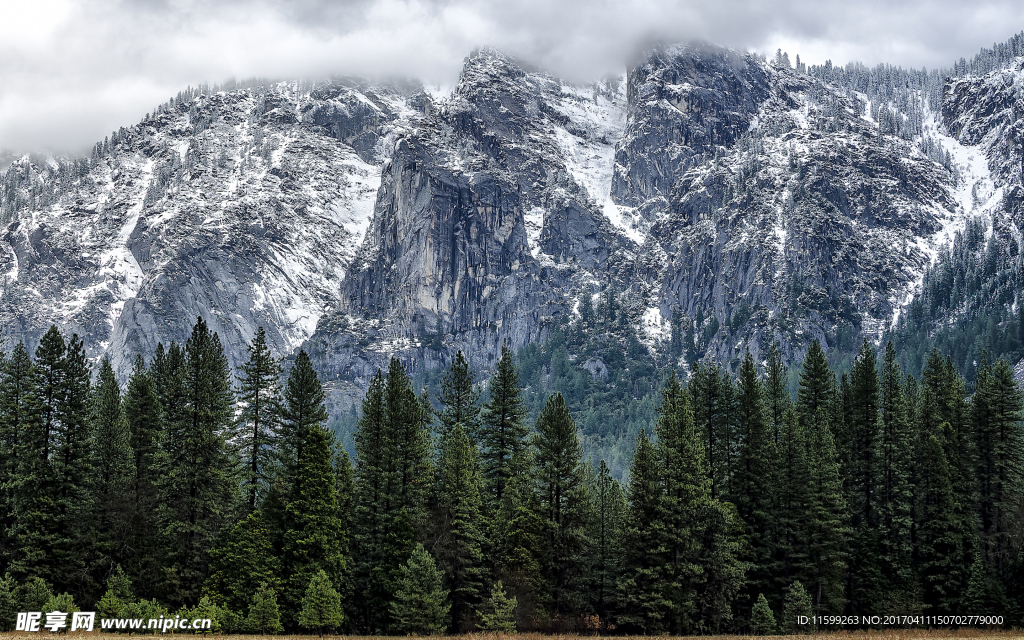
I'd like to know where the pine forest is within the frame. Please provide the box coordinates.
[0,316,1022,634]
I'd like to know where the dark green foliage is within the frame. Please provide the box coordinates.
[121,354,163,598]
[532,393,592,618]
[0,573,16,631]
[96,565,133,619]
[477,580,517,633]
[0,343,37,572]
[91,357,135,579]
[805,408,848,614]
[437,351,481,441]
[876,343,917,611]
[781,580,813,634]
[733,351,779,608]
[797,340,835,422]
[205,512,281,613]
[351,358,432,633]
[586,459,623,626]
[18,576,52,611]
[479,345,530,509]
[489,468,545,627]
[390,544,450,636]
[282,420,345,623]
[435,422,486,631]
[246,583,283,635]
[689,360,737,499]
[157,318,239,606]
[750,593,777,635]
[297,570,344,635]
[236,327,282,512]
[615,430,670,634]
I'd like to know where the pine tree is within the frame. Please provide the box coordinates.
[351,359,432,632]
[489,468,546,627]
[765,343,792,447]
[917,427,971,613]
[972,358,1023,582]
[95,565,133,619]
[390,544,450,635]
[586,459,623,626]
[659,373,743,633]
[532,393,592,618]
[0,573,17,631]
[91,357,135,579]
[282,422,345,624]
[205,512,282,613]
[50,332,94,598]
[733,351,779,608]
[781,580,813,634]
[158,318,239,606]
[615,430,670,634]
[435,422,486,631]
[750,593,777,635]
[479,345,529,509]
[121,355,163,598]
[846,340,883,613]
[477,580,517,633]
[876,343,917,611]
[0,343,37,572]
[18,576,52,611]
[246,582,284,635]
[297,570,343,636]
[236,327,282,512]
[797,340,835,422]
[438,351,481,441]
[279,350,328,488]
[689,361,737,499]
[775,408,810,597]
[805,408,848,614]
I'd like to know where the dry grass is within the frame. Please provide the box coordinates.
[4,631,1023,640]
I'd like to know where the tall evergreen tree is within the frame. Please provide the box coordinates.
[489,467,546,626]
[846,340,883,613]
[390,544,450,635]
[876,343,917,610]
[91,357,135,580]
[733,351,779,610]
[972,358,1024,582]
[805,408,848,614]
[797,340,835,423]
[0,343,37,573]
[479,345,529,510]
[615,430,669,634]
[689,361,737,499]
[765,343,792,447]
[351,359,432,633]
[122,354,163,598]
[157,318,239,606]
[282,422,344,625]
[437,351,481,441]
[775,408,810,597]
[236,327,282,512]
[586,459,624,627]
[435,422,486,631]
[532,393,592,618]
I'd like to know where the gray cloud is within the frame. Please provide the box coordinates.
[1,0,1022,154]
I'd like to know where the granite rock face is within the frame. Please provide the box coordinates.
[2,43,1021,413]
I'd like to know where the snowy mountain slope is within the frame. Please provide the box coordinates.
[0,79,426,376]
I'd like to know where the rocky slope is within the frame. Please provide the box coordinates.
[2,41,1022,416]
[0,79,426,376]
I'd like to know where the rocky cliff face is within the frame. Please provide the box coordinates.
[2,42,1020,414]
[0,80,425,376]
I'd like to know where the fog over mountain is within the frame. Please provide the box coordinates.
[2,0,1024,153]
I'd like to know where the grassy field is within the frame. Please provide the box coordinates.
[3,631,1022,640]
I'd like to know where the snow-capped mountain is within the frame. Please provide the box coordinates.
[2,38,1023,409]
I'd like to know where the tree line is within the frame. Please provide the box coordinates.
[1,319,1023,634]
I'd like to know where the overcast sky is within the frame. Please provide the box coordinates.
[1,0,1023,156]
